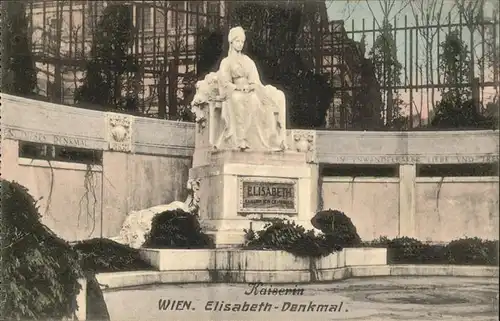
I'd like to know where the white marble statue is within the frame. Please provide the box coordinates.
[191,26,287,151]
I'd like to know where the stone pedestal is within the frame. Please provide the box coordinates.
[189,66,319,247]
[189,149,316,247]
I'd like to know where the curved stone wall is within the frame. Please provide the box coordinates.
[2,94,498,242]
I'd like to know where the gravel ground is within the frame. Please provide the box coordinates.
[103,276,499,321]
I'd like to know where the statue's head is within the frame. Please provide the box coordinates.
[228,26,245,52]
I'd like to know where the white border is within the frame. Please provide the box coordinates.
[237,176,298,214]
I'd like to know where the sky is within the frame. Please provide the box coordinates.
[325,0,499,119]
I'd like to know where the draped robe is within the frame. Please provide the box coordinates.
[215,54,282,150]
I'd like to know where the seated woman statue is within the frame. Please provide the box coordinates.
[215,26,285,151]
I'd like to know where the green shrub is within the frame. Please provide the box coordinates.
[243,225,257,246]
[366,235,498,265]
[387,237,426,263]
[142,209,214,248]
[420,244,448,263]
[73,238,153,273]
[0,179,83,320]
[244,219,341,258]
[444,237,499,265]
[311,209,361,247]
[360,236,391,248]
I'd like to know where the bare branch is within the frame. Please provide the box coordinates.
[338,0,362,21]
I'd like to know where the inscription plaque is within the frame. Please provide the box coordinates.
[238,177,298,214]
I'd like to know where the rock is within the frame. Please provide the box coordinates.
[111,201,191,249]
[109,179,201,249]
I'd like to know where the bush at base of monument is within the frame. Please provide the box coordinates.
[445,237,499,265]
[0,179,82,320]
[73,238,153,273]
[142,209,214,249]
[243,219,342,258]
[363,236,499,265]
[311,209,362,248]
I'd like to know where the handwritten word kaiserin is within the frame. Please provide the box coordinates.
[244,282,304,296]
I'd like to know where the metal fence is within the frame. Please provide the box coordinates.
[28,0,231,119]
[25,0,500,130]
[324,12,499,130]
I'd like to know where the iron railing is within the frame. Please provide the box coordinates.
[322,12,499,130]
[24,0,500,130]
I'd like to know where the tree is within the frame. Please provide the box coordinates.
[1,0,37,96]
[483,2,499,101]
[74,4,139,112]
[178,27,225,122]
[181,1,333,128]
[350,51,385,129]
[196,27,225,77]
[430,95,496,129]
[439,30,471,100]
[431,30,496,128]
[409,0,446,116]
[141,1,211,120]
[369,19,404,126]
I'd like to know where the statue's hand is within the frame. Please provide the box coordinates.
[243,84,257,93]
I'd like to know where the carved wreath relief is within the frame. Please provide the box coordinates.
[106,114,134,152]
[293,130,316,163]
[190,72,222,130]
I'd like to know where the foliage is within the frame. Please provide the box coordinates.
[430,96,497,129]
[444,237,499,265]
[243,225,257,246]
[361,235,391,248]
[429,29,498,128]
[196,27,225,77]
[142,209,214,249]
[439,30,471,100]
[179,27,225,118]
[0,179,83,320]
[73,238,153,273]
[388,237,429,263]
[245,211,362,257]
[363,236,499,265]
[350,58,385,129]
[233,2,334,128]
[311,209,362,247]
[484,101,499,119]
[244,219,341,258]
[74,4,139,112]
[1,0,37,95]
[368,20,405,126]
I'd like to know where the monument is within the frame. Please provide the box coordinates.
[190,26,318,247]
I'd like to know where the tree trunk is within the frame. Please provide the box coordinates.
[52,1,64,103]
[387,90,393,125]
[168,59,178,120]
[158,68,167,119]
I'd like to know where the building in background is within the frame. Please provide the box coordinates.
[28,0,227,116]
[320,20,383,129]
[27,0,380,127]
